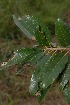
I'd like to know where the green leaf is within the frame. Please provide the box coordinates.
[29,52,68,100]
[55,18,70,47]
[42,52,68,89]
[35,25,52,46]
[29,55,51,95]
[24,49,44,64]
[36,54,51,67]
[59,56,70,89]
[61,85,70,104]
[13,15,39,38]
[37,84,50,101]
[13,15,52,46]
[0,48,40,70]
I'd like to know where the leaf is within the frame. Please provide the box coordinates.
[29,52,68,100]
[42,52,68,89]
[24,49,44,64]
[13,15,39,38]
[37,84,50,101]
[59,56,70,89]
[29,54,51,95]
[35,25,52,46]
[61,85,70,104]
[0,48,41,70]
[36,54,51,67]
[13,15,52,46]
[55,18,70,47]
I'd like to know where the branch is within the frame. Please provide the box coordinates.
[44,47,70,51]
[44,47,70,53]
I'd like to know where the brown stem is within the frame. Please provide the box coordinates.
[44,48,70,51]
[43,47,70,54]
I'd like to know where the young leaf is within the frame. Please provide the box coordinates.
[55,18,70,47]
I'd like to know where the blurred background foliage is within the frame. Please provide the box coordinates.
[0,0,70,39]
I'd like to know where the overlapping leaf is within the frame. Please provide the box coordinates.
[59,56,70,104]
[43,53,68,89]
[0,48,43,70]
[60,85,70,104]
[24,50,44,64]
[29,52,68,100]
[13,15,52,46]
[55,18,70,47]
[60,56,70,89]
[35,25,52,46]
[29,54,51,101]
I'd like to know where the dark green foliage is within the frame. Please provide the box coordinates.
[29,54,51,95]
[13,15,52,46]
[55,18,70,47]
[60,84,70,104]
[60,56,70,89]
[59,56,70,104]
[29,52,68,101]
[0,48,41,70]
[0,15,70,104]
[63,85,70,104]
[35,25,52,46]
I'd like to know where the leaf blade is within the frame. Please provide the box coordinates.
[55,18,70,47]
[13,15,52,46]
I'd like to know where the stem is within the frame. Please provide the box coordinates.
[44,47,70,51]
[44,47,70,54]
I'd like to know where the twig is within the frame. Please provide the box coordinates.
[44,47,70,51]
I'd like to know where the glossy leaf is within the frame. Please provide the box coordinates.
[55,18,70,47]
[35,25,52,46]
[59,56,70,89]
[24,49,44,64]
[61,85,70,104]
[29,52,68,100]
[0,48,42,70]
[13,15,52,46]
[29,55,51,96]
[42,52,68,89]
